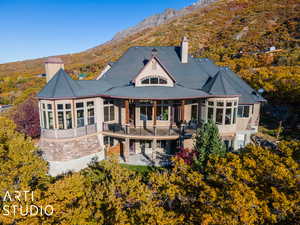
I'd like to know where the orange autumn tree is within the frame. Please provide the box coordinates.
[150,141,300,225]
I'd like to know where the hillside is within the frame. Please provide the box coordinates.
[0,0,299,107]
[112,0,215,41]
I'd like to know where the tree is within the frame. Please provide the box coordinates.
[193,120,226,170]
[12,96,40,138]
[0,117,48,225]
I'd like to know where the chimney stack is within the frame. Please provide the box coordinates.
[181,36,188,63]
[45,57,64,82]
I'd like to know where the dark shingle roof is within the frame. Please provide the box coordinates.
[105,84,208,99]
[38,69,79,98]
[37,69,111,99]
[37,46,265,103]
[202,69,240,96]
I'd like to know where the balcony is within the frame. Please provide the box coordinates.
[103,123,181,138]
[41,124,97,139]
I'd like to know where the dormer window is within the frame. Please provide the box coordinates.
[134,55,175,87]
[141,76,168,85]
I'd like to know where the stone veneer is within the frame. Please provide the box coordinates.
[39,134,102,161]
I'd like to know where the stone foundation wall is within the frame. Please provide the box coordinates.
[39,134,102,161]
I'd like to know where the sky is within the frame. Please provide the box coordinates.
[0,0,196,64]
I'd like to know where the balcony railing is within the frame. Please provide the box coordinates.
[103,123,181,137]
[41,124,97,139]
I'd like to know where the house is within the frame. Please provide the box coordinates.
[78,73,87,80]
[37,37,265,175]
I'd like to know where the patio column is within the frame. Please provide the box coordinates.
[153,100,157,126]
[123,138,130,162]
[125,99,129,124]
[181,100,185,122]
[152,139,157,161]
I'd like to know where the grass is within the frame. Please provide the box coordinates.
[120,164,154,174]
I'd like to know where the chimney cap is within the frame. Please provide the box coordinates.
[45,57,64,64]
[151,48,158,55]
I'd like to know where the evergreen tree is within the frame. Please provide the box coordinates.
[193,120,226,170]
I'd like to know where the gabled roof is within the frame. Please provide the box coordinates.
[37,46,265,103]
[100,46,213,88]
[132,55,176,83]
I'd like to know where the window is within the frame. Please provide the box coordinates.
[76,102,85,127]
[150,77,159,84]
[225,108,232,125]
[57,104,63,110]
[208,107,214,120]
[40,103,54,129]
[58,111,64,129]
[237,105,250,118]
[140,105,152,121]
[48,111,54,129]
[140,76,168,85]
[156,101,169,121]
[217,102,224,107]
[66,111,72,129]
[206,99,238,125]
[104,100,115,122]
[57,103,73,129]
[141,79,150,84]
[216,108,223,124]
[87,101,95,125]
[42,111,47,129]
[159,79,167,84]
[191,104,198,121]
[57,104,65,129]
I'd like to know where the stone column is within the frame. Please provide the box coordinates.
[125,100,129,124]
[123,138,130,162]
[152,139,157,161]
[181,100,185,122]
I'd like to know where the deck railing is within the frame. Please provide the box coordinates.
[103,123,182,137]
[41,124,97,139]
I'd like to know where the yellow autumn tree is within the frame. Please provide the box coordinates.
[0,117,48,225]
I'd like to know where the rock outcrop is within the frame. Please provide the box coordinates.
[112,0,216,41]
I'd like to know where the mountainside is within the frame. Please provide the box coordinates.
[0,0,299,108]
[112,0,215,41]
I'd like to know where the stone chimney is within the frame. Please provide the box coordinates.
[45,57,64,82]
[181,36,188,63]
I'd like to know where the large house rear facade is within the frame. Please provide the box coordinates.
[37,37,265,174]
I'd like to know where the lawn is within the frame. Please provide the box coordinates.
[120,164,154,174]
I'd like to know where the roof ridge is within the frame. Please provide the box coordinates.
[61,70,77,97]
[219,71,228,95]
[52,71,60,98]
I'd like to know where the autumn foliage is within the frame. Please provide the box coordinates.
[0,117,299,225]
[12,96,40,138]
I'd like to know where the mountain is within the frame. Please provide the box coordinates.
[112,0,215,41]
[0,0,299,107]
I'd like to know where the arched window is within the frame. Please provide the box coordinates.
[140,76,168,85]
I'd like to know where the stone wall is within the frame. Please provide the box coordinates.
[39,134,102,161]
